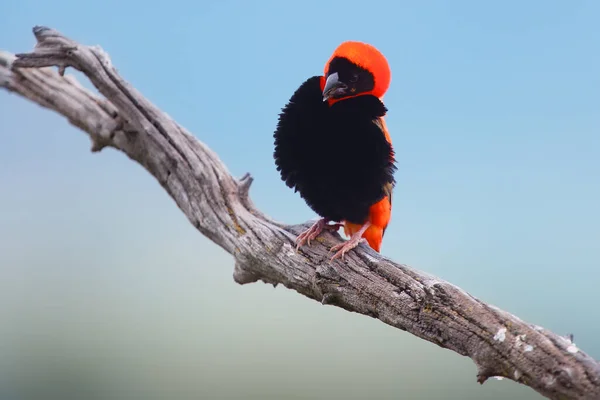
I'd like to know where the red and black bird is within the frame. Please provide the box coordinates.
[273,41,396,260]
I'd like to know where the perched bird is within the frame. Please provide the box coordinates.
[273,41,396,260]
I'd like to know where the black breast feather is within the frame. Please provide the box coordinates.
[274,76,396,224]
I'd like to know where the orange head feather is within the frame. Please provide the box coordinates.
[323,41,391,100]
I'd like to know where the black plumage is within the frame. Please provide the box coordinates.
[273,75,396,225]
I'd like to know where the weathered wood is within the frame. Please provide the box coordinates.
[1,26,599,400]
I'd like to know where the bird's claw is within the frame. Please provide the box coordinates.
[295,219,342,251]
[329,237,367,261]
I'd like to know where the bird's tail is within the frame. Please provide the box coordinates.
[343,196,391,252]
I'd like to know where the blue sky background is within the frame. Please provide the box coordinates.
[1,1,599,399]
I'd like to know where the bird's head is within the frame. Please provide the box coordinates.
[321,41,391,104]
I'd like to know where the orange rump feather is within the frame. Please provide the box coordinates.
[343,196,391,252]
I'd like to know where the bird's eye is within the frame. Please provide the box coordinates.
[349,74,359,83]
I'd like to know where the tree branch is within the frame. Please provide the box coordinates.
[2,26,599,400]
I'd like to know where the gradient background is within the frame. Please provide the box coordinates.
[1,1,599,399]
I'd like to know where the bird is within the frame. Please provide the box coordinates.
[273,41,396,260]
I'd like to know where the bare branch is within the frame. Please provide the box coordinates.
[2,26,599,400]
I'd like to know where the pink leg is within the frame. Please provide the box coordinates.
[329,222,371,261]
[296,218,343,250]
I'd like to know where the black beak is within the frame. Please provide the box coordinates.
[322,72,348,102]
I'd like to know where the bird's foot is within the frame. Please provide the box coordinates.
[295,219,342,250]
[329,222,371,261]
[329,237,367,261]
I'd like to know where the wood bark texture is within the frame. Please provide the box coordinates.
[1,26,599,400]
